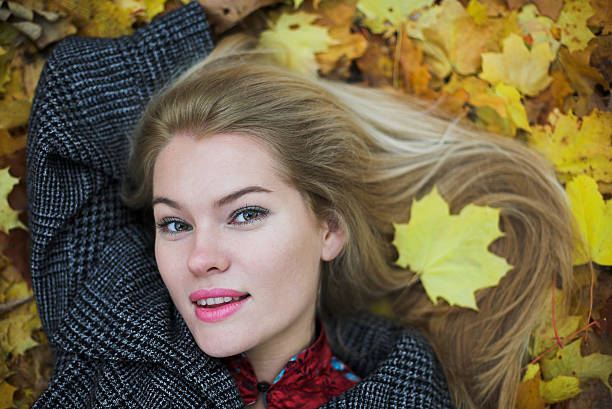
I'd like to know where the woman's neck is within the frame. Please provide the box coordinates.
[245,317,317,383]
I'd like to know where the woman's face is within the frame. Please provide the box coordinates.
[152,133,344,360]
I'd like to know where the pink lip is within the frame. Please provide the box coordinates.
[194,297,249,323]
[189,288,248,302]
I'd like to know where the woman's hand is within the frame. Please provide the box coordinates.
[197,0,280,34]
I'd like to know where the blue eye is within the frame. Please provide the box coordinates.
[230,206,269,225]
[156,218,192,235]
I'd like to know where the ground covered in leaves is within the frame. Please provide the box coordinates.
[0,0,610,408]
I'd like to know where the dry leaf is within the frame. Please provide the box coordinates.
[480,33,554,96]
[259,10,334,75]
[527,109,612,184]
[517,4,560,55]
[0,168,26,235]
[533,0,563,20]
[554,0,596,52]
[313,0,367,76]
[588,0,612,35]
[356,0,434,35]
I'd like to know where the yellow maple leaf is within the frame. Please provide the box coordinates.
[0,168,26,235]
[554,0,596,52]
[540,339,612,393]
[466,0,487,25]
[392,186,512,310]
[480,33,554,96]
[258,11,334,75]
[0,381,17,409]
[527,109,612,184]
[540,375,583,403]
[356,0,434,35]
[566,175,612,266]
[493,82,531,132]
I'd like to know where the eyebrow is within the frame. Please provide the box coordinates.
[152,186,272,209]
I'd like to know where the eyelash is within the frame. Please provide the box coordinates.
[155,217,191,236]
[229,206,270,226]
[155,206,270,235]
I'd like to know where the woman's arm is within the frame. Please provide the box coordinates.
[26,1,214,344]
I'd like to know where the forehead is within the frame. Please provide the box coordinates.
[152,133,283,196]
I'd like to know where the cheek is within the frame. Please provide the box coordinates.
[154,241,185,293]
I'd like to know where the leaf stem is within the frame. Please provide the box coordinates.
[552,273,564,348]
[584,260,595,341]
[524,319,600,370]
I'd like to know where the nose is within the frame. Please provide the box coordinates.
[187,230,230,276]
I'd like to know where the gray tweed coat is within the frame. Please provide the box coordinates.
[26,2,453,408]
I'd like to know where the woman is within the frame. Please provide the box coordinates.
[27,2,574,408]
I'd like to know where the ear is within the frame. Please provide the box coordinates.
[320,218,345,262]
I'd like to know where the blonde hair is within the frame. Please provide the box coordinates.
[123,35,575,409]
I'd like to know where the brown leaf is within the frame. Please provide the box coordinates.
[356,36,394,88]
[505,0,529,10]
[589,35,612,84]
[524,70,574,125]
[566,379,612,409]
[0,130,27,157]
[558,44,609,116]
[516,372,547,409]
[313,0,367,77]
[6,344,52,408]
[533,0,563,20]
[199,0,281,34]
[588,0,612,35]
[0,380,17,409]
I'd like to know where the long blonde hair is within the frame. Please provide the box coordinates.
[123,35,575,409]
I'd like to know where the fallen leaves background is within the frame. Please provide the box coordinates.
[0,0,610,407]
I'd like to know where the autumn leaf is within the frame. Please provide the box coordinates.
[557,45,609,118]
[493,82,531,132]
[466,0,487,25]
[392,186,512,310]
[530,287,585,356]
[0,380,17,409]
[540,339,612,393]
[0,168,26,235]
[416,0,505,78]
[46,0,134,37]
[553,0,596,52]
[517,4,560,55]
[356,0,434,35]
[258,11,334,75]
[566,175,612,266]
[313,1,367,77]
[516,363,547,409]
[527,109,612,185]
[540,375,583,403]
[480,33,554,96]
[588,0,612,35]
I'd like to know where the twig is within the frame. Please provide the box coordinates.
[524,319,600,369]
[0,296,33,314]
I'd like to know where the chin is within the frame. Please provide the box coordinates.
[191,327,252,358]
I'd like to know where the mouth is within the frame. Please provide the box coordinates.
[193,294,250,308]
[190,290,251,323]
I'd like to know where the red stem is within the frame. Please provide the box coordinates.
[552,274,564,348]
[524,319,600,369]
[584,260,595,341]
